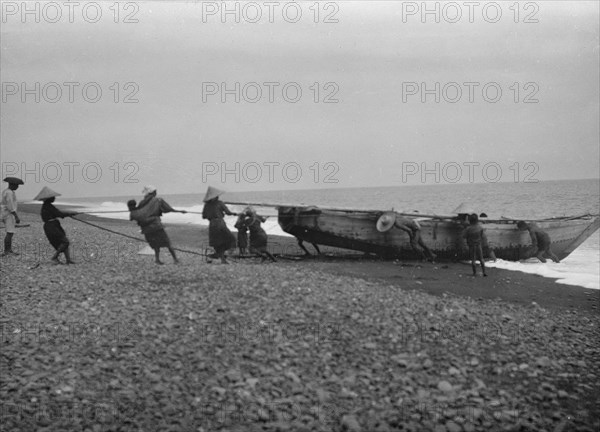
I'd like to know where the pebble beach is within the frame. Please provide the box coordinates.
[1,209,599,431]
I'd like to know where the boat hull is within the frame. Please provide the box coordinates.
[277,207,599,261]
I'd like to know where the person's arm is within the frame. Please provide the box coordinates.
[6,192,20,223]
[481,228,488,244]
[462,227,469,239]
[159,198,186,214]
[529,229,538,248]
[55,206,78,218]
[394,222,414,238]
[47,204,66,219]
[220,201,237,216]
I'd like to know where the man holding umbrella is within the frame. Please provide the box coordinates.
[1,177,24,256]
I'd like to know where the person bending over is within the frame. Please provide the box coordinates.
[517,221,560,263]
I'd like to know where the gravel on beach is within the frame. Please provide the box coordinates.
[1,213,599,431]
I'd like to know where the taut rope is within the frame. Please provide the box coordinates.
[70,216,207,257]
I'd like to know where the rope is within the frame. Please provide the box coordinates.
[75,210,205,215]
[70,216,207,257]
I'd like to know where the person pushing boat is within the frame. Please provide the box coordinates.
[395,215,436,261]
[376,212,436,261]
[517,221,560,263]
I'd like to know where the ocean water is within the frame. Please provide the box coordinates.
[51,179,599,289]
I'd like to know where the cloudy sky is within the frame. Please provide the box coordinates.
[1,1,598,198]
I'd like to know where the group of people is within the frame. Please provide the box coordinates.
[1,177,561,270]
[461,211,560,277]
[0,179,79,264]
[203,186,276,264]
[376,205,560,277]
[127,185,275,265]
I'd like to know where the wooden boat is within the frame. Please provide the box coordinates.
[276,206,599,261]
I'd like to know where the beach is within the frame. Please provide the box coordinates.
[0,207,598,431]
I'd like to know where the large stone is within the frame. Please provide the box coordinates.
[341,414,362,432]
[438,381,453,393]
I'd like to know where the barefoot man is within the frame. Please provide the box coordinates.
[394,215,436,261]
[517,221,560,263]
[1,177,24,256]
[463,213,488,277]
[376,212,436,261]
[129,186,187,265]
[35,187,78,264]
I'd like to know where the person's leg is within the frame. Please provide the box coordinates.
[417,234,436,261]
[264,249,276,262]
[535,248,547,263]
[409,233,426,260]
[218,247,228,264]
[251,247,267,262]
[60,239,75,264]
[64,245,76,265]
[470,246,477,275]
[2,215,18,255]
[168,247,179,263]
[478,246,487,276]
[545,246,560,263]
[154,247,163,264]
[50,244,61,264]
[297,239,311,256]
[3,232,16,255]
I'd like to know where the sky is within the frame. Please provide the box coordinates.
[1,0,599,199]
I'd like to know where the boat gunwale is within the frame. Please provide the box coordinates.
[278,206,598,224]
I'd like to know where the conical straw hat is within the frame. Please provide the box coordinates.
[34,186,61,201]
[376,212,396,232]
[3,176,24,185]
[142,185,157,195]
[203,186,226,202]
[452,203,476,214]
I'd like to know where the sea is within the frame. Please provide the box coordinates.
[50,179,599,290]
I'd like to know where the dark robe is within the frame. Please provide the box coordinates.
[202,199,236,250]
[41,202,72,250]
[246,215,268,250]
[130,195,175,249]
